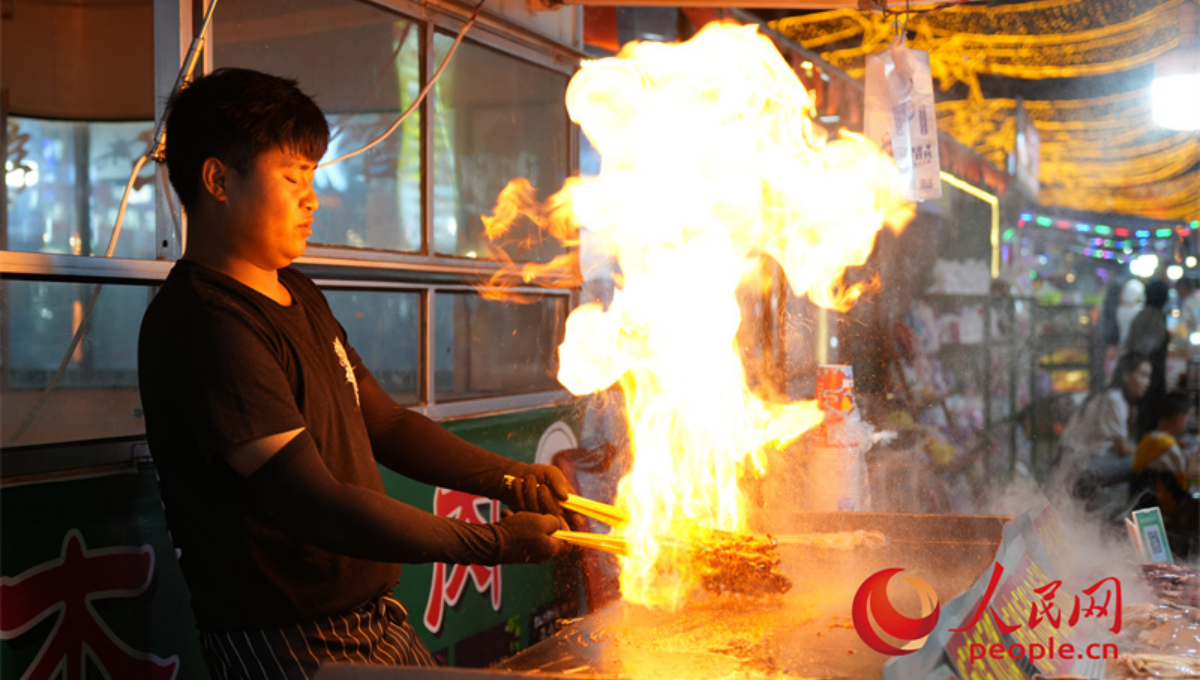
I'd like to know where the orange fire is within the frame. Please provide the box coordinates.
[483,21,912,607]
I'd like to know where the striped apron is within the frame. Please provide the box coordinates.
[199,595,436,679]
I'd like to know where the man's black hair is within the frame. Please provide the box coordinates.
[1158,391,1192,422]
[1145,279,1171,309]
[164,68,329,212]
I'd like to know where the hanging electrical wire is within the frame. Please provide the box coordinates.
[320,0,488,168]
[881,0,974,16]
[4,0,220,446]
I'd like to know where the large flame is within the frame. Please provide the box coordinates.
[483,22,913,607]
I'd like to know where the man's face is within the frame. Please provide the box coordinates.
[221,147,319,271]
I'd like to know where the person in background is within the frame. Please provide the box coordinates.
[1096,277,1125,389]
[1116,278,1146,350]
[1130,391,1198,557]
[1177,278,1200,350]
[138,68,575,680]
[1054,352,1151,504]
[1126,280,1171,438]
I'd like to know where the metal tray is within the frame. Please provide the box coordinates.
[494,512,1007,680]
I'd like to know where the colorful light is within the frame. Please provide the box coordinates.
[1015,212,1191,256]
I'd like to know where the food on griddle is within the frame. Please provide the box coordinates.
[687,528,792,597]
[558,524,793,597]
[551,493,793,597]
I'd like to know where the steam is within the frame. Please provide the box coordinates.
[982,476,1173,603]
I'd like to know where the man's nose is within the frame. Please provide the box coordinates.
[304,183,319,211]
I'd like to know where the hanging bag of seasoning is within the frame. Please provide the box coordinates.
[864,36,942,202]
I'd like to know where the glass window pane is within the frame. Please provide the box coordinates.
[213,0,422,252]
[1,280,154,447]
[5,117,158,259]
[431,36,570,261]
[324,289,420,405]
[434,292,567,401]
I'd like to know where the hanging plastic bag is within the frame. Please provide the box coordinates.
[864,37,941,201]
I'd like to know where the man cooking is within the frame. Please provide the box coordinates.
[138,67,573,679]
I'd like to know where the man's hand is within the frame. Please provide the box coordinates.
[493,512,569,563]
[502,463,573,515]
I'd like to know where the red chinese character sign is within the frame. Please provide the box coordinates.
[0,529,179,680]
[423,489,503,634]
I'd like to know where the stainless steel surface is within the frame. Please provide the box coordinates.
[1,438,152,483]
[315,666,552,679]
[0,251,173,281]
[497,512,1007,679]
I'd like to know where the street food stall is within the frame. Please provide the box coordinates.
[3,0,1198,679]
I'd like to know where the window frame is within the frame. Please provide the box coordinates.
[0,0,584,471]
[312,278,574,420]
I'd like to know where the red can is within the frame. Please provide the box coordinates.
[815,364,856,421]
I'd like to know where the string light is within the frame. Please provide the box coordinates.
[1014,211,1192,239]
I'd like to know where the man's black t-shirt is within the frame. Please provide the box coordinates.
[139,261,399,631]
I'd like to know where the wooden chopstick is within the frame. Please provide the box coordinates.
[561,494,629,527]
[553,530,629,556]
[503,475,628,528]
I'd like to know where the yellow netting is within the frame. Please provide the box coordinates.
[771,0,1200,220]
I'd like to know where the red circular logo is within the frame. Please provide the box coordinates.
[851,568,941,656]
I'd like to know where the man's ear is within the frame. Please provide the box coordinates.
[200,158,230,202]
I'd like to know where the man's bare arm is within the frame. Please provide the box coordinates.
[221,427,305,476]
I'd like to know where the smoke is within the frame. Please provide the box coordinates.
[980,475,1163,604]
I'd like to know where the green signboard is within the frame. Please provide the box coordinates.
[0,406,583,679]
[389,406,585,666]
